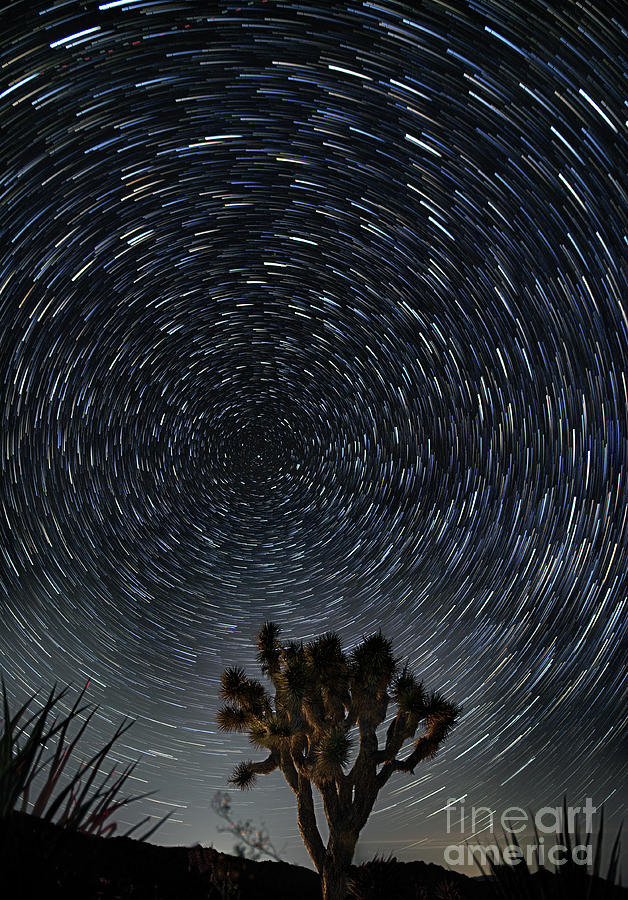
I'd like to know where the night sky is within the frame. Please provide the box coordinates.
[0,0,626,872]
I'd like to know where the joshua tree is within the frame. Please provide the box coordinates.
[217,623,461,900]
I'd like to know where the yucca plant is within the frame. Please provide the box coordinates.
[347,854,467,900]
[0,678,170,839]
[473,797,623,899]
[346,853,399,899]
[218,623,461,900]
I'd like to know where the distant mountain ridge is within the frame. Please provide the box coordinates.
[1,811,625,899]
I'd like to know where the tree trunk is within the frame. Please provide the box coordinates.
[296,776,326,874]
[321,831,356,900]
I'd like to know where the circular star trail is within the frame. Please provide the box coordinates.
[0,0,626,861]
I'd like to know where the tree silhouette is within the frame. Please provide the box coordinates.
[217,623,461,900]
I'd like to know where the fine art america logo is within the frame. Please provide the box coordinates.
[443,797,598,867]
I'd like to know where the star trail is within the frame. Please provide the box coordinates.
[0,0,626,867]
